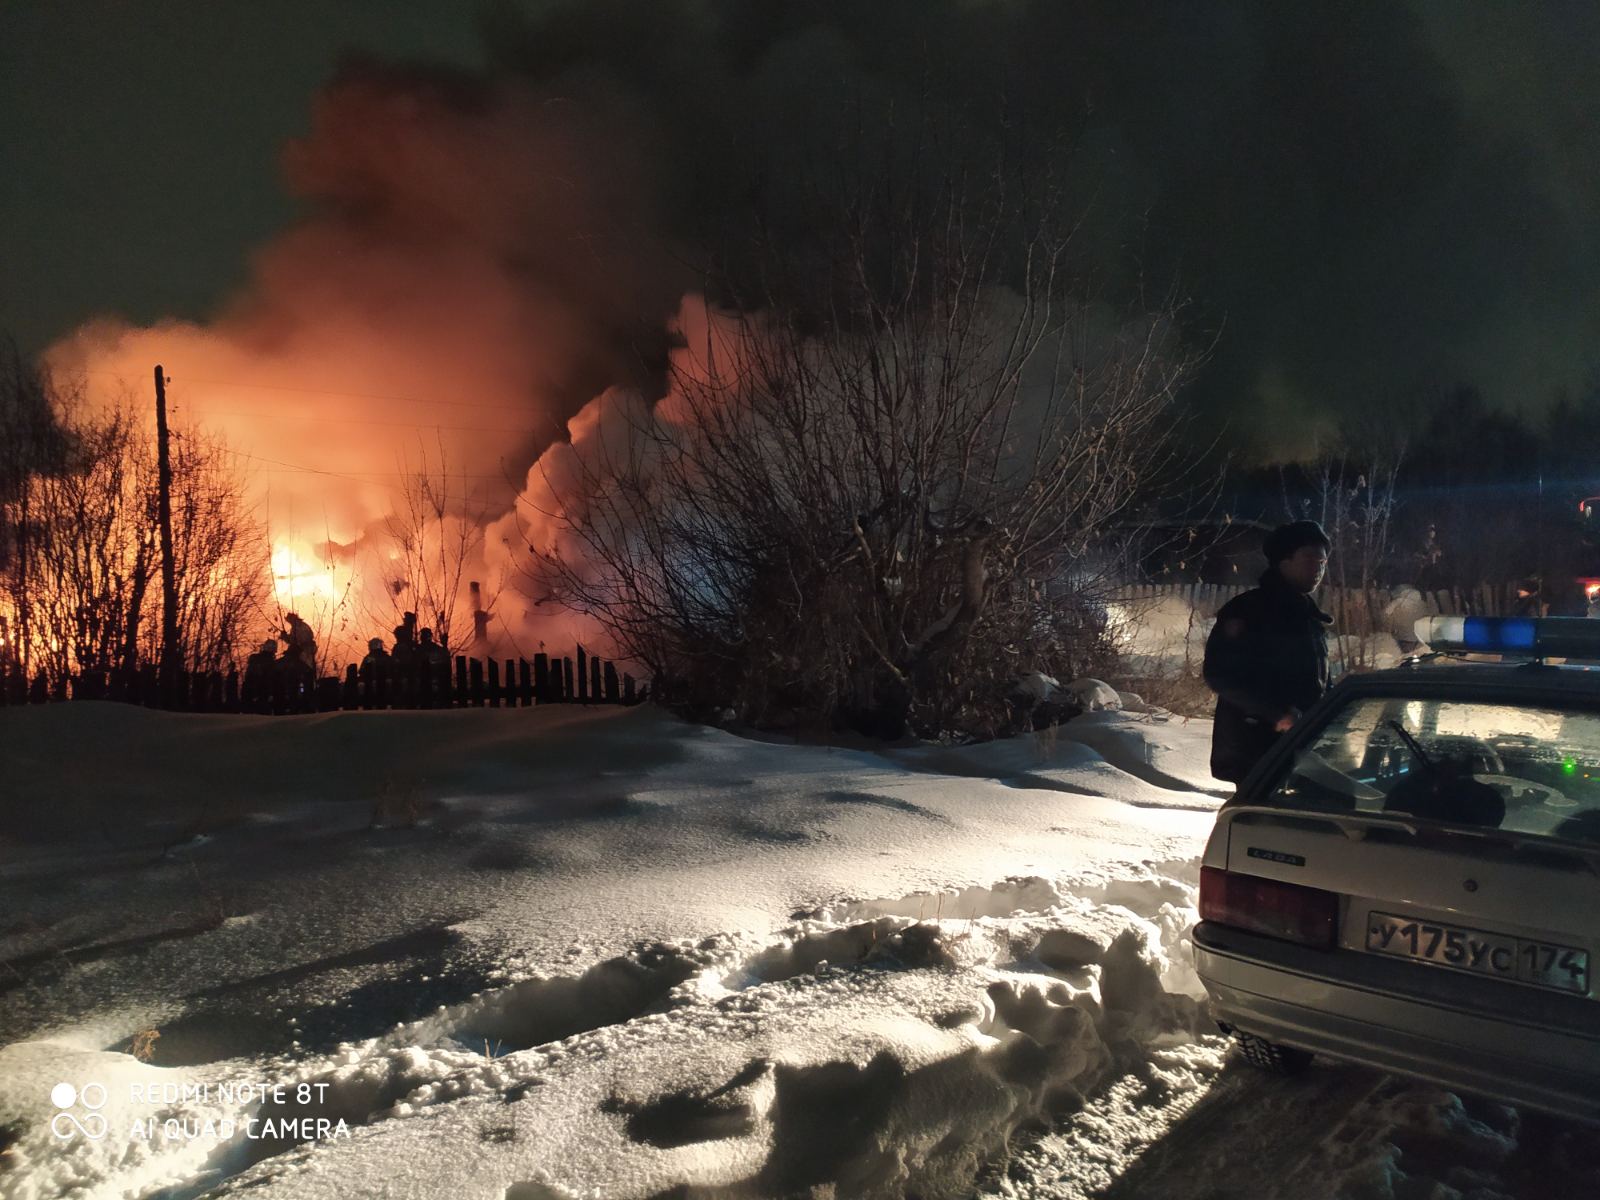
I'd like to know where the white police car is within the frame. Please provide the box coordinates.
[1192,616,1600,1122]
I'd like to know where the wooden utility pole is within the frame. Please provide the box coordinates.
[154,365,179,695]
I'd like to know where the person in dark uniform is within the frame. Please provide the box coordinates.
[361,637,391,671]
[1203,521,1333,784]
[277,612,319,710]
[279,612,318,673]
[417,627,449,668]
[391,612,419,666]
[242,639,278,711]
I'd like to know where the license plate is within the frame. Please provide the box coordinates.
[1365,912,1590,995]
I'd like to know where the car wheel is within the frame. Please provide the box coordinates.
[1234,1031,1313,1076]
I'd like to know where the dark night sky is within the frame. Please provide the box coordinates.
[5,1,1600,457]
[0,2,484,352]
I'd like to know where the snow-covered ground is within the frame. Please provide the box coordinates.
[0,703,1592,1199]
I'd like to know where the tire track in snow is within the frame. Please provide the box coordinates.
[883,728,1228,813]
[973,1049,1389,1200]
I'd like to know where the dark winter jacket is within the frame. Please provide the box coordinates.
[242,650,277,697]
[1202,569,1333,783]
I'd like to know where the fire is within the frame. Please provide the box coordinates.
[271,543,339,606]
[31,68,687,667]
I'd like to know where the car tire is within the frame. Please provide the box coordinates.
[1234,1031,1313,1076]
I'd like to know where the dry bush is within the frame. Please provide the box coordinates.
[520,154,1199,739]
[1104,588,1216,719]
[1120,668,1214,720]
[130,1028,162,1063]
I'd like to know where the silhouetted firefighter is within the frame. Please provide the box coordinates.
[278,612,318,711]
[242,639,278,712]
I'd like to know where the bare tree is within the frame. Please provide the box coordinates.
[372,439,497,655]
[0,341,67,680]
[168,427,272,673]
[19,402,152,686]
[520,175,1200,737]
[0,352,269,693]
[1282,437,1406,673]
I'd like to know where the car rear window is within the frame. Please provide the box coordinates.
[1265,696,1600,846]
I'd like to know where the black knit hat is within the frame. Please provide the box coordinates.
[1263,520,1331,565]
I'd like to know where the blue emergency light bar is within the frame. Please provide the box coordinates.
[1416,615,1600,660]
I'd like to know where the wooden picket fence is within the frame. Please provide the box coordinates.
[0,646,646,715]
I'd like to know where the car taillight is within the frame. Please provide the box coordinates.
[1199,866,1339,949]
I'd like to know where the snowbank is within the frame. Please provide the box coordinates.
[2,701,1587,1199]
[0,702,1219,1198]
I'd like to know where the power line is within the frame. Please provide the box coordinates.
[241,464,519,481]
[220,450,403,493]
[223,449,526,488]
[147,448,528,492]
[175,406,537,436]
[77,371,540,484]
[84,369,545,414]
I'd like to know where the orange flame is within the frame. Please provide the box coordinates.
[271,543,340,607]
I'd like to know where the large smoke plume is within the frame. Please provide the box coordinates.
[46,64,686,659]
[481,0,1600,451]
[33,1,1600,662]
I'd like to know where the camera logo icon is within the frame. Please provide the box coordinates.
[50,1082,109,1141]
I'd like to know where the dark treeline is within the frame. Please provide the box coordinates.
[1157,384,1600,615]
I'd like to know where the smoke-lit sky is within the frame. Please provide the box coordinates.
[5,1,1600,458]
